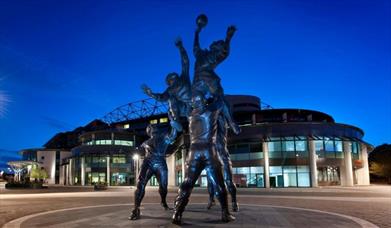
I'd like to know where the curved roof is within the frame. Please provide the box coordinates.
[228,122,365,143]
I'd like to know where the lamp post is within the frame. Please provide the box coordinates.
[133,153,140,185]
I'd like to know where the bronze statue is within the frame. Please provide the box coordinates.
[137,14,240,224]
[207,113,239,212]
[142,38,191,132]
[129,124,177,220]
[171,14,240,225]
[172,93,235,224]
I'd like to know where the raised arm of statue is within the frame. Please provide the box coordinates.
[165,126,178,145]
[216,25,237,64]
[193,28,202,57]
[141,84,170,102]
[175,38,190,84]
[221,98,241,135]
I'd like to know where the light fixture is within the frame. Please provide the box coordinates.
[133,154,139,160]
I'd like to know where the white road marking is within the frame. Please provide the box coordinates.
[2,203,378,228]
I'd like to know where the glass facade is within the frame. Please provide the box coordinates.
[84,139,133,146]
[269,165,310,187]
[351,141,360,160]
[229,143,263,161]
[232,166,264,187]
[267,137,308,158]
[71,154,136,186]
[317,166,340,185]
[67,133,363,188]
[314,137,344,159]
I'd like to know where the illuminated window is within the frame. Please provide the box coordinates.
[124,124,130,129]
[114,140,134,147]
[160,117,168,123]
[95,140,112,145]
[150,119,158,124]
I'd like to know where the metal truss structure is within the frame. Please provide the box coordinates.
[102,98,168,124]
[261,101,273,110]
[102,97,273,124]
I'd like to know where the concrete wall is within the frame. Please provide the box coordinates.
[167,154,176,187]
[36,150,56,184]
[355,144,370,185]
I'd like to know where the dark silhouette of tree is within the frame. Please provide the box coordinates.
[368,144,391,184]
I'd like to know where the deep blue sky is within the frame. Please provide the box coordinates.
[0,0,390,161]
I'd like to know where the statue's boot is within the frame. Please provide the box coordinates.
[221,208,236,223]
[232,201,239,212]
[172,211,182,225]
[172,196,188,225]
[128,208,140,220]
[207,198,215,210]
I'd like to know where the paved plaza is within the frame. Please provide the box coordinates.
[0,185,390,227]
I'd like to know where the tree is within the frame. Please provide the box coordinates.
[30,166,41,181]
[369,144,391,184]
[30,166,49,182]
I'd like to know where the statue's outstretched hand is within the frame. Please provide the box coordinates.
[141,84,152,96]
[231,122,241,135]
[175,37,183,48]
[227,25,237,38]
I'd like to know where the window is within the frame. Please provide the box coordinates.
[297,166,310,187]
[124,124,130,129]
[114,140,133,147]
[335,140,343,158]
[268,140,281,152]
[233,166,264,187]
[95,140,112,145]
[315,140,324,158]
[160,117,168,123]
[112,155,126,164]
[270,165,310,188]
[236,144,249,153]
[268,140,282,158]
[282,140,295,152]
[324,138,334,152]
[150,119,158,124]
[283,166,297,187]
[282,140,296,158]
[351,142,360,160]
[295,140,307,151]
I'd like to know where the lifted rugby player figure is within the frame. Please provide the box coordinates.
[129,124,177,220]
[142,38,191,132]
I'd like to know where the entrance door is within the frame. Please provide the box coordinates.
[270,176,276,188]
[277,175,284,187]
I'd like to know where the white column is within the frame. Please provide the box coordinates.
[167,154,176,187]
[69,159,73,185]
[342,141,354,187]
[81,157,85,186]
[106,156,110,186]
[181,148,186,180]
[357,144,370,185]
[262,142,270,188]
[60,165,64,185]
[308,139,318,187]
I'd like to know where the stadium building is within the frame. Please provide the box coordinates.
[20,95,372,188]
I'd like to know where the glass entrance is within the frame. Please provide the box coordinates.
[317,166,340,186]
[87,172,106,184]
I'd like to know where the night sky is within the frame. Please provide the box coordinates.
[0,0,390,162]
